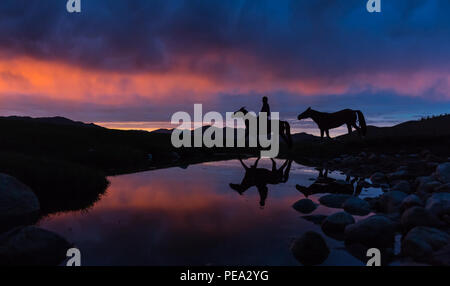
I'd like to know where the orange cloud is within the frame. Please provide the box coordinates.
[1,55,449,109]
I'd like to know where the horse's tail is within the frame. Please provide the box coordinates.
[284,121,293,148]
[356,110,367,136]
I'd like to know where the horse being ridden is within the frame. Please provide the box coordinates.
[297,107,367,139]
[233,107,293,148]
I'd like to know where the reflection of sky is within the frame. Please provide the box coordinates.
[37,159,380,266]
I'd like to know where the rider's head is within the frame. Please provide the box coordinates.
[262,96,268,103]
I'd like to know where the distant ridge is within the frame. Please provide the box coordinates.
[0,116,101,128]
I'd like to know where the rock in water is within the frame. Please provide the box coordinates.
[343,197,371,216]
[434,162,450,184]
[370,172,387,185]
[392,181,411,194]
[319,194,352,208]
[402,226,450,263]
[322,212,355,233]
[0,226,72,265]
[379,191,408,213]
[400,194,423,210]
[301,215,327,225]
[291,231,329,266]
[401,207,442,231]
[292,199,318,214]
[345,215,396,248]
[426,192,450,219]
[0,174,40,230]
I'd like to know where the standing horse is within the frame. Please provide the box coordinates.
[233,107,292,148]
[297,107,367,138]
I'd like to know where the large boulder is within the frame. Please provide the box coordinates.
[426,192,450,219]
[400,194,423,210]
[342,197,371,216]
[0,174,40,231]
[379,191,408,213]
[291,231,330,266]
[0,226,72,265]
[434,162,450,184]
[400,207,442,231]
[434,183,450,193]
[321,212,355,233]
[292,199,318,214]
[392,180,411,194]
[319,194,352,208]
[431,244,450,266]
[402,226,450,263]
[345,215,397,248]
[370,172,387,185]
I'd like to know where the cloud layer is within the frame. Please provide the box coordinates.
[1,0,450,122]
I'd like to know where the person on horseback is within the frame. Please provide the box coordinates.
[261,96,271,133]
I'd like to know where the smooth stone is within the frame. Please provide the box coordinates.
[345,215,396,248]
[400,194,424,210]
[434,162,450,184]
[342,197,371,216]
[0,174,40,231]
[0,226,72,266]
[292,199,318,214]
[379,191,408,213]
[301,215,327,225]
[402,226,450,262]
[425,192,450,219]
[387,170,408,181]
[291,231,330,266]
[392,180,411,194]
[431,244,450,266]
[434,183,450,193]
[370,172,386,184]
[418,181,442,193]
[400,207,442,231]
[319,194,352,209]
[321,212,355,233]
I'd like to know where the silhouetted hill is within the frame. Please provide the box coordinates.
[0,116,100,128]
[338,114,450,140]
[150,128,173,134]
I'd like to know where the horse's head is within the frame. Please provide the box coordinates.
[297,107,312,120]
[232,106,248,118]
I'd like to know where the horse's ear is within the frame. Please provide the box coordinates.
[308,107,311,110]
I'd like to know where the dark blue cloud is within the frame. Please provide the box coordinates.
[0,0,449,76]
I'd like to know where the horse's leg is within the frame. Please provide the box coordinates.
[320,129,324,138]
[326,130,331,139]
[352,123,361,137]
[347,124,352,135]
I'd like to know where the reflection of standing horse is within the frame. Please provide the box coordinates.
[297,108,367,139]
[233,107,292,148]
[230,158,293,207]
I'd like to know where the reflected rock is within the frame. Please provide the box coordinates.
[301,215,327,225]
[291,231,329,266]
[0,226,72,266]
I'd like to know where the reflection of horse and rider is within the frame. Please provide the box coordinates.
[230,158,293,207]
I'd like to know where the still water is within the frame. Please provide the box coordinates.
[38,159,382,266]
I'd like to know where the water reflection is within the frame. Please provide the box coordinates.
[230,158,293,207]
[37,159,378,266]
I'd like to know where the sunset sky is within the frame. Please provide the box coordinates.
[1,0,450,132]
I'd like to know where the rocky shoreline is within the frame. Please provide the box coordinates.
[292,150,450,266]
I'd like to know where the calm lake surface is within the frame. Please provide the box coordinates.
[38,159,383,266]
